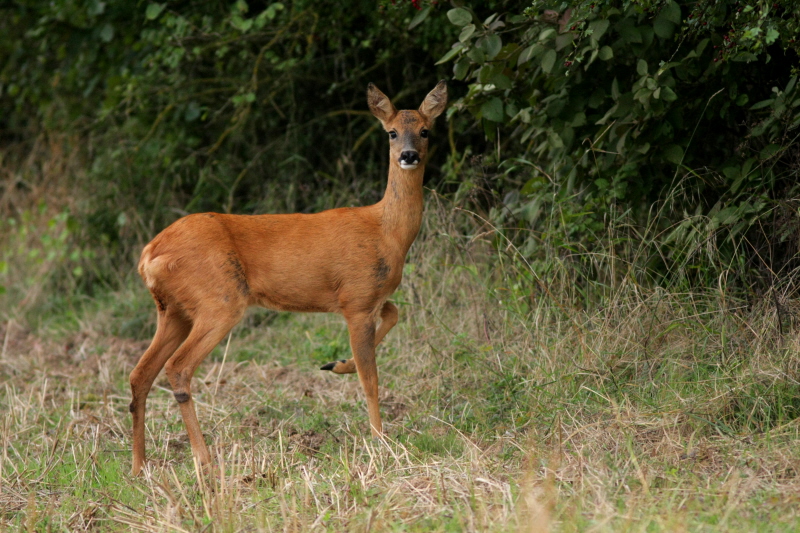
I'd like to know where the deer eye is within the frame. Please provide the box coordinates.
[389,131,397,140]
[420,129,429,138]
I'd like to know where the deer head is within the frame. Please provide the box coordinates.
[367,81,447,170]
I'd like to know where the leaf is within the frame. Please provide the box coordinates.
[505,101,518,118]
[517,44,543,65]
[547,130,564,149]
[712,206,739,227]
[637,59,648,76]
[481,97,504,122]
[490,72,512,90]
[264,2,284,20]
[184,102,201,122]
[99,23,114,42]
[663,144,684,164]
[595,104,618,125]
[459,24,476,42]
[481,34,502,60]
[785,75,797,95]
[538,28,556,42]
[453,57,470,80]
[598,46,613,60]
[760,144,780,159]
[750,99,774,110]
[447,8,472,27]
[555,33,573,51]
[660,86,677,102]
[619,22,642,43]
[732,51,758,63]
[653,16,675,39]
[571,112,586,127]
[408,5,432,30]
[765,27,779,45]
[479,64,500,84]
[467,46,486,63]
[634,87,652,103]
[232,92,256,105]
[661,1,682,24]
[435,44,463,65]
[231,15,253,32]
[145,3,165,20]
[588,19,610,42]
[540,49,557,73]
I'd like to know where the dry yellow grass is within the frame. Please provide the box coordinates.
[1,195,800,531]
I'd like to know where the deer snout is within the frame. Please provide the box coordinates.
[399,150,420,169]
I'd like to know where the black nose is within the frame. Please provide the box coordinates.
[399,151,420,165]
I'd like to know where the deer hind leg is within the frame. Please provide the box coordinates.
[163,312,242,469]
[321,301,398,374]
[130,308,192,476]
[345,312,382,436]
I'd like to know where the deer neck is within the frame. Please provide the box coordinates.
[378,162,425,252]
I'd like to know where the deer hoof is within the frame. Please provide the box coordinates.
[320,359,358,374]
[320,359,346,371]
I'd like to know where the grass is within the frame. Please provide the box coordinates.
[2,198,800,532]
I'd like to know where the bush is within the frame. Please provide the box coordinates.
[440,0,800,290]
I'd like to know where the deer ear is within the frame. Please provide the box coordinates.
[419,80,448,121]
[367,83,397,126]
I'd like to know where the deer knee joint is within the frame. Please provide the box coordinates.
[174,392,190,404]
[129,402,136,413]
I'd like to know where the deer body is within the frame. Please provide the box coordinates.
[129,81,447,475]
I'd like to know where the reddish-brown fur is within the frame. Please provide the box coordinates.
[129,81,447,475]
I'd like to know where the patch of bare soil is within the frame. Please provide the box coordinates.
[288,428,326,456]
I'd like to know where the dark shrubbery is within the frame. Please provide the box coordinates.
[440,0,800,290]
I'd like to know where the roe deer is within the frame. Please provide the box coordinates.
[129,81,447,475]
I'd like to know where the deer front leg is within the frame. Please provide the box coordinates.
[345,312,382,436]
[321,301,397,374]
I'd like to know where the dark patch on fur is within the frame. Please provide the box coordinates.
[226,251,250,297]
[374,257,390,285]
[398,110,421,126]
[152,291,167,312]
[129,402,136,413]
[174,392,190,404]
[206,214,215,218]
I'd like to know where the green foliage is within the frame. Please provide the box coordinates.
[0,204,92,316]
[0,0,459,313]
[441,0,800,289]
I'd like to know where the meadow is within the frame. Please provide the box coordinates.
[2,2,800,530]
[2,195,799,531]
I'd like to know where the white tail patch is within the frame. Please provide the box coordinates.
[139,248,166,290]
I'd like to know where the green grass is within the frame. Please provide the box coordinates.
[2,206,800,531]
